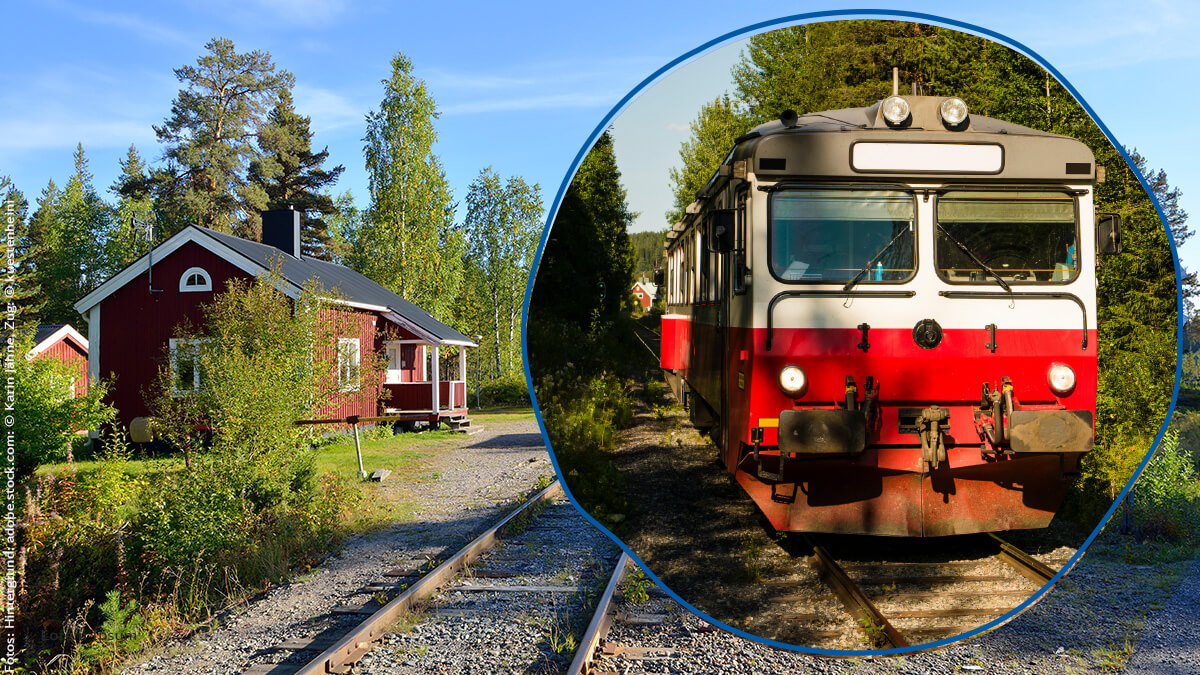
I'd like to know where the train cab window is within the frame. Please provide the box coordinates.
[769,189,915,283]
[935,191,1078,284]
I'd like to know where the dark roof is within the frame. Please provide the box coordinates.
[35,324,67,345]
[195,226,473,344]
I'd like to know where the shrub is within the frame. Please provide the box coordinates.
[536,368,633,529]
[477,374,531,407]
[1129,428,1200,540]
[10,331,116,478]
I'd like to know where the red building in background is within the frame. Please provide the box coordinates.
[631,278,659,311]
[73,209,476,434]
[28,324,89,397]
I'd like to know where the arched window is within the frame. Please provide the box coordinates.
[179,267,212,292]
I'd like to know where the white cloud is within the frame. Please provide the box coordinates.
[293,83,364,132]
[665,123,689,132]
[0,118,155,152]
[51,1,194,47]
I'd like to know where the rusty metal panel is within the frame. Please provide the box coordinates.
[1008,410,1093,453]
[735,447,1069,536]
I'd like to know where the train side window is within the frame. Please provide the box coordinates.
[733,194,748,295]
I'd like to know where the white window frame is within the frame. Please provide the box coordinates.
[338,337,361,392]
[179,267,212,292]
[169,338,205,397]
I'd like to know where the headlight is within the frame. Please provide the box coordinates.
[779,365,808,397]
[939,97,969,129]
[1047,363,1076,394]
[881,96,911,128]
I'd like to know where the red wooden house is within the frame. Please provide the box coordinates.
[28,324,89,397]
[73,209,477,435]
[631,278,658,311]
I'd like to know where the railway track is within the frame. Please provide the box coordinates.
[621,315,1079,652]
[238,479,622,674]
[567,535,1071,671]
[800,532,1067,649]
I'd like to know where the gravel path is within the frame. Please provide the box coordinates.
[123,420,553,675]
[1122,559,1200,675]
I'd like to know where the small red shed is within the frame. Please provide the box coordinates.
[28,324,89,397]
[73,209,477,434]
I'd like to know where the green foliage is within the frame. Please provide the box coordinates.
[247,88,345,259]
[0,177,46,324]
[152,37,295,236]
[10,332,116,479]
[32,145,116,323]
[142,270,372,580]
[73,590,149,667]
[666,94,745,224]
[1129,429,1200,540]
[534,363,633,529]
[352,50,464,320]
[621,569,651,604]
[461,167,542,379]
[477,374,531,408]
[630,230,668,279]
[531,131,635,330]
[324,188,361,265]
[107,144,156,271]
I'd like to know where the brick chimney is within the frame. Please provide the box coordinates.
[262,207,301,257]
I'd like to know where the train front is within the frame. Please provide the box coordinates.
[719,97,1103,536]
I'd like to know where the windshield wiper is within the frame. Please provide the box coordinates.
[842,223,913,292]
[936,223,1011,292]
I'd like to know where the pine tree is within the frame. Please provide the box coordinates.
[532,131,634,328]
[352,51,463,319]
[37,145,113,323]
[108,144,156,270]
[247,89,345,259]
[0,178,46,326]
[153,37,294,237]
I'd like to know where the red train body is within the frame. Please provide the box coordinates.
[661,96,1111,536]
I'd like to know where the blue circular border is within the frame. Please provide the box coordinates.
[520,8,1185,657]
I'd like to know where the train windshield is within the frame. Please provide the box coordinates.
[770,189,915,283]
[935,191,1078,284]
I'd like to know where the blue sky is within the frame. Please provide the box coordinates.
[2,2,1198,276]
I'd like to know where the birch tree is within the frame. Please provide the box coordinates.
[352,51,463,319]
[462,167,542,376]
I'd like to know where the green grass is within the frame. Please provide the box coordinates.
[36,455,182,480]
[470,407,537,423]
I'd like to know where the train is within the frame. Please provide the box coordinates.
[659,94,1120,536]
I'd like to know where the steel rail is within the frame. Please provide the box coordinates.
[288,480,564,675]
[988,533,1057,585]
[804,536,909,649]
[567,552,631,675]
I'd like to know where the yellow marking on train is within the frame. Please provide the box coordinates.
[738,372,745,390]
[758,418,779,428]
